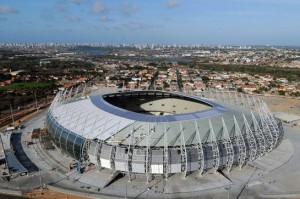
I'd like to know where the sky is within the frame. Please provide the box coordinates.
[0,0,300,45]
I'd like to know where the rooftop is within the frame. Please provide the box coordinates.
[50,90,259,147]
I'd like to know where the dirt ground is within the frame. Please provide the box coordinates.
[258,96,300,116]
[24,188,93,199]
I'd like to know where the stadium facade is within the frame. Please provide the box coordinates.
[45,87,283,181]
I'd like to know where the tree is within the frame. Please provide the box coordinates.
[253,90,261,94]
[237,87,243,92]
[201,76,210,84]
[278,90,285,96]
[163,81,170,88]
[290,91,300,97]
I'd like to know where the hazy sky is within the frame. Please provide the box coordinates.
[0,0,300,45]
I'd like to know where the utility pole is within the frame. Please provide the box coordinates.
[10,104,14,124]
[122,80,125,92]
[34,92,38,111]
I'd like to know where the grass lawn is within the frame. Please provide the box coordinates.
[0,82,54,91]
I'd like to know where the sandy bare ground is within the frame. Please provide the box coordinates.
[258,96,300,116]
[24,188,93,199]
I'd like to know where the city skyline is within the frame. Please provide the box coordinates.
[1,0,300,45]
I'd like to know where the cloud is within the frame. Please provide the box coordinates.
[41,8,55,21]
[234,0,300,4]
[121,1,139,17]
[165,0,180,9]
[212,11,274,16]
[121,22,164,30]
[100,15,113,22]
[55,3,68,13]
[41,2,66,21]
[64,28,73,32]
[68,0,83,5]
[68,0,90,5]
[40,1,74,21]
[0,5,18,14]
[0,17,7,21]
[91,0,111,14]
[112,26,122,31]
[66,15,82,22]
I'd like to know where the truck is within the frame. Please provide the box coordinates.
[6,126,15,132]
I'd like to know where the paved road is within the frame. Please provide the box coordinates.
[11,132,39,173]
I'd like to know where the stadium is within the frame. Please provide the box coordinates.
[45,86,284,182]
